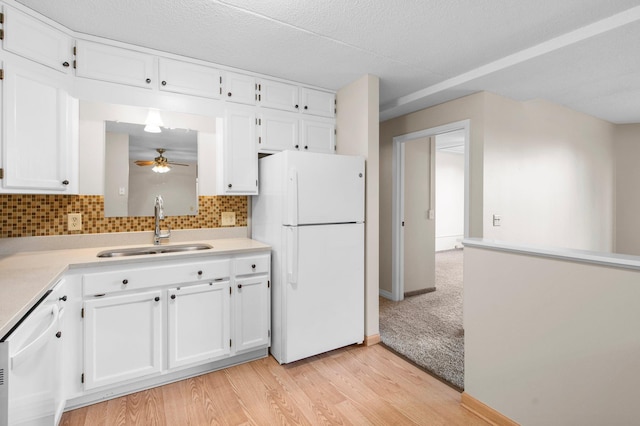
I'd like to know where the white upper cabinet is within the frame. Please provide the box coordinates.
[75,40,155,89]
[1,58,78,193]
[258,79,299,112]
[258,111,299,153]
[158,58,222,99]
[300,88,336,118]
[301,118,336,154]
[2,7,74,73]
[222,71,256,105]
[218,106,258,194]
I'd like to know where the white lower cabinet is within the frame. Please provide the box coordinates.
[168,281,230,369]
[71,251,270,407]
[83,289,163,390]
[234,275,270,353]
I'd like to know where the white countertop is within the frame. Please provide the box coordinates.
[0,238,270,338]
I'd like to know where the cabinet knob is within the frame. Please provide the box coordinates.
[162,80,167,86]
[251,264,256,269]
[304,146,308,150]
[295,145,299,149]
[146,78,151,84]
[304,106,308,110]
[198,270,203,276]
[62,61,70,67]
[122,279,128,285]
[237,284,242,289]
[295,104,299,109]
[154,296,160,302]
[171,294,176,300]
[62,180,69,185]
[59,295,67,302]
[227,92,232,97]
[228,183,232,188]
[56,331,62,338]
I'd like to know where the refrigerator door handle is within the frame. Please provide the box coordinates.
[287,227,299,285]
[287,168,299,226]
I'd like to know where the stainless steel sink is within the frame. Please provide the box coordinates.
[97,243,213,258]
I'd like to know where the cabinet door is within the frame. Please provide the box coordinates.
[234,276,270,353]
[300,119,336,154]
[83,290,162,390]
[3,7,73,73]
[258,79,298,112]
[300,88,336,118]
[2,61,77,193]
[158,58,222,99]
[218,107,258,194]
[223,72,256,105]
[258,112,298,153]
[75,40,155,89]
[167,281,231,369]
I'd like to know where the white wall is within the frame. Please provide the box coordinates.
[464,244,640,425]
[483,95,615,251]
[435,150,464,251]
[103,132,129,217]
[614,124,640,255]
[336,74,380,341]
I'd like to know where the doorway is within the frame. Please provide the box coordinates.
[391,120,470,301]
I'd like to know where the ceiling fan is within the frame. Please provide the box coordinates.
[134,148,188,173]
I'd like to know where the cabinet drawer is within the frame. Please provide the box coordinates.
[83,259,230,295]
[235,254,270,276]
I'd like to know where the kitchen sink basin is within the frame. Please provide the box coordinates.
[97,243,213,258]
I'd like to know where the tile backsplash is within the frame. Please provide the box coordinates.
[0,195,247,238]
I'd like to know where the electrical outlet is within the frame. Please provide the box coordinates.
[221,212,236,226]
[492,214,502,227]
[68,213,82,231]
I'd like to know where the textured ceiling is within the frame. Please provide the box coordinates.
[14,0,640,123]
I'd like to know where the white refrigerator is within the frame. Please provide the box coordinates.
[252,150,365,364]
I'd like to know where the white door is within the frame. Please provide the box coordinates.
[234,276,270,353]
[282,223,364,363]
[83,290,162,390]
[258,79,298,112]
[402,138,435,294]
[223,72,256,105]
[283,151,364,225]
[167,281,230,369]
[219,106,258,194]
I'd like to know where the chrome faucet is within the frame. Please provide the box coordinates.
[153,195,171,245]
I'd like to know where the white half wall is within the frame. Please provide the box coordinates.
[464,242,640,425]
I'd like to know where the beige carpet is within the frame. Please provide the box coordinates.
[379,249,464,390]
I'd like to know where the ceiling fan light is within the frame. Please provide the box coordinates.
[144,109,164,133]
[152,164,171,173]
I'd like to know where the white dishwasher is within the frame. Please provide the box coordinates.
[0,280,66,426]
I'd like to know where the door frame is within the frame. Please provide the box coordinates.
[388,119,470,302]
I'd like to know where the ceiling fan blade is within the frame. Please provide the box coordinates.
[167,162,189,167]
[134,160,155,166]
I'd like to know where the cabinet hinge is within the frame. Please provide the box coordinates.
[73,46,76,56]
[258,94,261,101]
[256,179,258,187]
[258,136,261,144]
[229,287,232,295]
[81,373,84,384]
[0,168,3,180]
[0,12,4,24]
[258,84,261,91]
[81,308,84,318]
[268,329,271,337]
[0,69,3,81]
[267,280,270,288]
[0,29,3,41]
[230,339,232,347]
[73,60,77,69]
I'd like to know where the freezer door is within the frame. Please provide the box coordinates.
[285,152,364,225]
[282,223,364,363]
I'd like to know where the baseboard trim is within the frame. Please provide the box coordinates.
[379,289,393,300]
[364,334,381,346]
[404,287,436,297]
[461,392,518,426]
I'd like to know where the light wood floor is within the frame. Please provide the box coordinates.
[60,344,488,425]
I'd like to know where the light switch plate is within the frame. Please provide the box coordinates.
[68,213,82,231]
[221,211,236,226]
